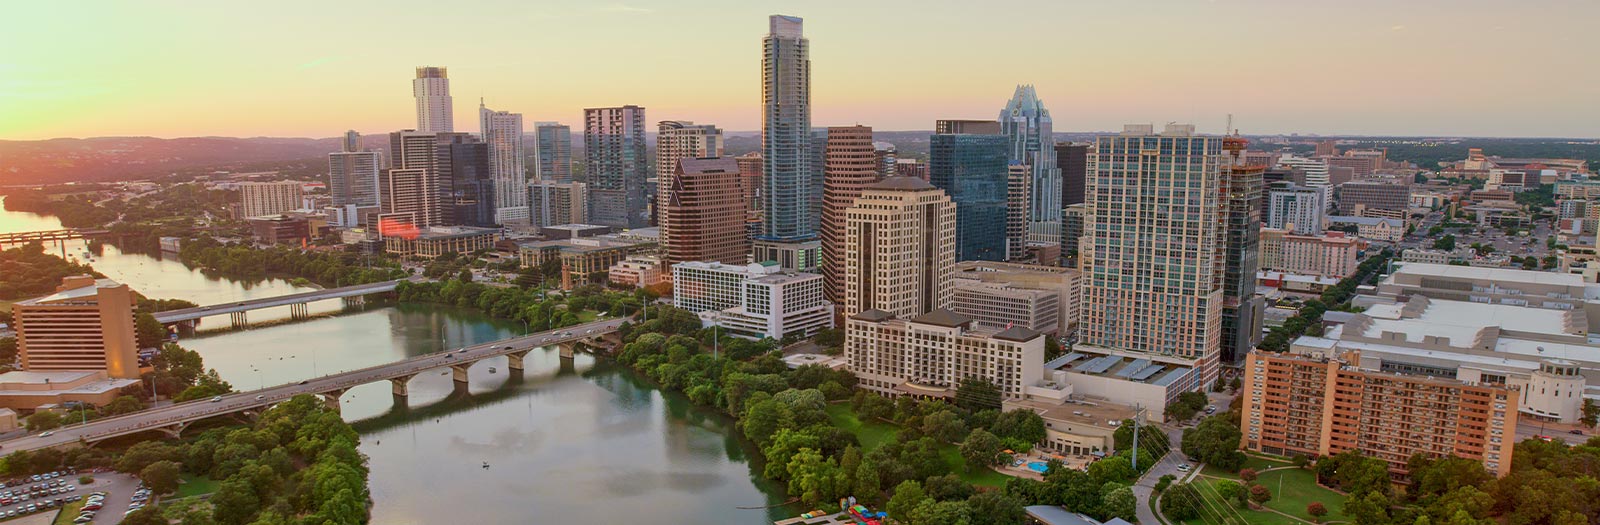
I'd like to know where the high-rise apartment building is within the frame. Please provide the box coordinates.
[999,85,1061,244]
[328,143,381,208]
[656,121,725,226]
[583,105,648,228]
[1006,163,1031,261]
[759,15,814,242]
[12,276,140,379]
[238,181,304,218]
[479,102,528,225]
[413,66,453,133]
[1079,124,1225,389]
[820,126,882,304]
[527,180,588,228]
[378,168,443,235]
[662,157,749,266]
[1242,349,1517,479]
[841,178,956,318]
[1220,136,1266,364]
[1266,182,1327,234]
[532,122,572,182]
[930,120,1009,262]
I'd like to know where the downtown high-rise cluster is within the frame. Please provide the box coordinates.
[299,13,1563,485]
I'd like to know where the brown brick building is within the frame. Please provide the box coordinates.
[1242,349,1517,479]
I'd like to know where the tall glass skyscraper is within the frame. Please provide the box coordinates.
[479,101,528,225]
[532,122,572,182]
[759,15,813,242]
[998,85,1061,244]
[930,120,1010,262]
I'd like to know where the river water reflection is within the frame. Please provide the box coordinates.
[1,200,793,523]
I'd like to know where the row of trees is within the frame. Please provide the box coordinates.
[1259,249,1392,352]
[395,279,659,336]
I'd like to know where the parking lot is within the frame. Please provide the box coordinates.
[0,472,143,525]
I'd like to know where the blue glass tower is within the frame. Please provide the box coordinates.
[759,15,814,242]
[930,120,1010,262]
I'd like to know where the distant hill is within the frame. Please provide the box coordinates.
[0,136,348,185]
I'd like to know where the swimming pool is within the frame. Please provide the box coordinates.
[1027,461,1048,473]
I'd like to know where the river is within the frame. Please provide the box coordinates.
[0,198,794,524]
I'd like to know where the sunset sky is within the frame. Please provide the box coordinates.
[4,0,1597,140]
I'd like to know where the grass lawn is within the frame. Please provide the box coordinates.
[175,474,218,498]
[1171,469,1345,525]
[575,310,599,323]
[1202,455,1293,479]
[51,501,86,525]
[823,404,1008,488]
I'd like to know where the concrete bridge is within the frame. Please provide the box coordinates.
[154,278,417,329]
[0,317,629,452]
[0,229,113,247]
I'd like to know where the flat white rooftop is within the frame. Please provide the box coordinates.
[1389,262,1587,287]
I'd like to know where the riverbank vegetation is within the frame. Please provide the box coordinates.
[395,279,653,334]
[99,395,369,525]
[613,305,1084,524]
[178,237,408,288]
[0,242,99,300]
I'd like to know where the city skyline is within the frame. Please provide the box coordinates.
[5,1,1599,140]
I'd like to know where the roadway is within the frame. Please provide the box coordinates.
[0,317,630,453]
[152,278,416,324]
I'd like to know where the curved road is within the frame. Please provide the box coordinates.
[0,317,630,453]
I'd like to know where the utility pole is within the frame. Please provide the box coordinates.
[1126,403,1139,470]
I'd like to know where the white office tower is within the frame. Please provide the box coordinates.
[1277,155,1333,210]
[414,66,453,133]
[480,101,529,225]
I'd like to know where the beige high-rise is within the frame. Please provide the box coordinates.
[238,181,303,219]
[820,126,881,304]
[841,177,956,318]
[12,276,140,379]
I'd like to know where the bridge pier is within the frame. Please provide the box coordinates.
[390,374,417,396]
[558,342,578,359]
[507,350,533,371]
[450,363,472,384]
[319,388,346,411]
[342,295,367,308]
[229,311,249,329]
[155,421,190,440]
[289,303,309,319]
